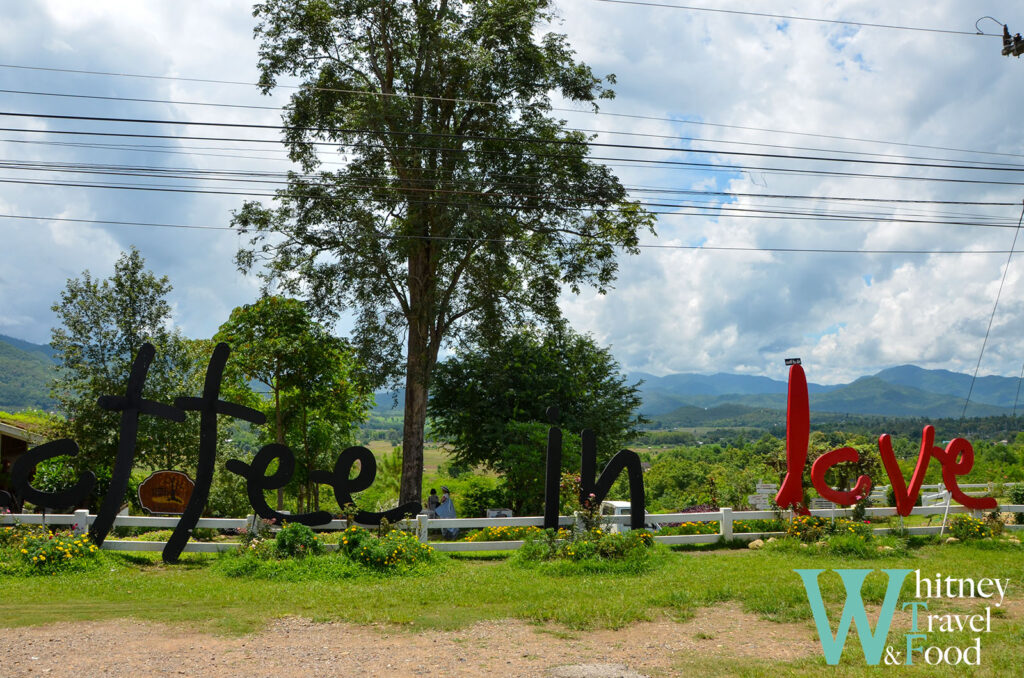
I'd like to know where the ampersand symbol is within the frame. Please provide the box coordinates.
[884,646,902,665]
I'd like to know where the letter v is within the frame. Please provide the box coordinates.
[878,425,942,517]
[796,569,912,666]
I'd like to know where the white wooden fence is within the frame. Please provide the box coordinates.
[3,503,1023,553]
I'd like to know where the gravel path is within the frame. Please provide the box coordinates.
[0,604,820,677]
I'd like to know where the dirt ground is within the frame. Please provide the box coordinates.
[0,604,821,677]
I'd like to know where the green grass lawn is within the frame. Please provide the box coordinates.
[2,541,1022,676]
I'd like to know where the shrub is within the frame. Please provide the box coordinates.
[337,526,434,570]
[886,486,922,509]
[463,525,542,542]
[514,528,657,574]
[786,515,872,543]
[947,513,991,541]
[734,518,785,533]
[1008,484,1024,526]
[658,521,718,536]
[515,527,654,563]
[274,522,323,558]
[18,530,99,573]
[0,522,49,548]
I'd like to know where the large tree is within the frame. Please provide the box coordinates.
[234,0,654,505]
[428,324,644,513]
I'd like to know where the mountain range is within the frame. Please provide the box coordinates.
[1,334,1021,422]
[633,365,1022,422]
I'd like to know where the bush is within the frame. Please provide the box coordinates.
[947,513,991,541]
[659,521,718,536]
[514,528,657,574]
[785,515,872,543]
[0,522,49,548]
[337,526,434,570]
[1008,484,1024,526]
[463,525,542,542]
[17,529,99,573]
[274,522,323,558]
[886,486,922,509]
[516,527,654,563]
[734,518,785,533]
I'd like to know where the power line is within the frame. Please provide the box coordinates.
[1,212,1017,255]
[6,62,1024,164]
[11,123,1024,191]
[2,168,1021,230]
[583,0,998,37]
[961,200,1024,421]
[6,88,1024,168]
[3,137,1021,210]
[8,110,1024,175]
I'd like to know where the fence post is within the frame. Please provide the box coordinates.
[73,509,89,536]
[720,507,733,540]
[417,512,429,543]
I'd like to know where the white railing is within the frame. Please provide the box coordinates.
[3,504,1023,553]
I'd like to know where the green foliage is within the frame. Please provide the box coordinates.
[463,525,542,542]
[274,522,323,558]
[947,513,992,541]
[47,249,248,510]
[215,296,370,513]
[455,475,506,519]
[235,0,654,507]
[785,515,872,543]
[1008,483,1024,525]
[514,527,657,574]
[15,529,99,573]
[430,326,642,514]
[337,526,434,571]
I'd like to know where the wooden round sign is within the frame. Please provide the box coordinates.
[138,470,195,515]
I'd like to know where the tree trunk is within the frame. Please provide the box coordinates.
[400,241,433,507]
[400,340,428,508]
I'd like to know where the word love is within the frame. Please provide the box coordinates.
[776,364,996,515]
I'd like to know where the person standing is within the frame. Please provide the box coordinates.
[426,488,440,518]
[436,485,458,539]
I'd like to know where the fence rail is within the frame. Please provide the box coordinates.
[4,504,1023,553]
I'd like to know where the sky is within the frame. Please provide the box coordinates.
[1,1,1023,385]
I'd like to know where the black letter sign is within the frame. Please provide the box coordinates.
[164,343,266,563]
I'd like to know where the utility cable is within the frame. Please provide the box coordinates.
[1,212,1019,255]
[6,111,1024,175]
[961,200,1024,420]
[5,63,1024,163]
[583,0,1000,37]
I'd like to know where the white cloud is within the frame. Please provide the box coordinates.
[1,1,1023,386]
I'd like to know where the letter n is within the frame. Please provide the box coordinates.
[579,429,646,530]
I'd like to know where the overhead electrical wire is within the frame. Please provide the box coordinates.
[10,123,1024,189]
[7,111,1024,176]
[0,155,1020,226]
[4,88,1024,169]
[5,62,1024,164]
[0,212,1017,256]
[961,200,1024,421]
[582,0,999,37]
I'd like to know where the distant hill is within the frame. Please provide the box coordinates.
[641,365,1018,425]
[0,336,55,411]
[873,365,1021,408]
